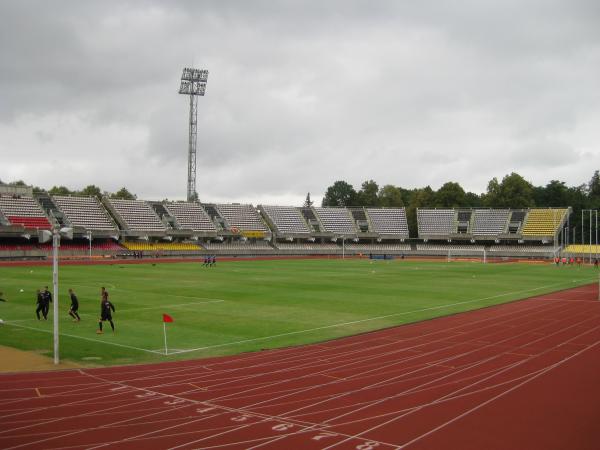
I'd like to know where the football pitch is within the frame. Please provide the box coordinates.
[0,258,596,366]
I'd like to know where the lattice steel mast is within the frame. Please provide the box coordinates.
[179,68,208,201]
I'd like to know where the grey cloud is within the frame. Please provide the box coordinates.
[1,0,600,203]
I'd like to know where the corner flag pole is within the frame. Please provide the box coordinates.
[162,313,174,355]
[163,322,168,355]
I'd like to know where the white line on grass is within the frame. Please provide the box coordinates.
[169,277,596,355]
[120,299,224,313]
[3,322,162,354]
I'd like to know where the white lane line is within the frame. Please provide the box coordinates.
[170,279,593,355]
[242,303,589,449]
[125,302,580,450]
[400,339,600,449]
[2,322,162,354]
[319,321,600,449]
[0,294,588,449]
[226,299,590,449]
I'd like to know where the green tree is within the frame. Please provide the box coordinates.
[464,191,483,207]
[434,181,466,207]
[484,173,534,208]
[48,185,73,196]
[110,187,136,200]
[79,185,103,199]
[8,180,28,187]
[588,170,600,197]
[356,180,379,207]
[406,186,435,237]
[321,181,357,207]
[378,185,404,207]
[534,180,570,207]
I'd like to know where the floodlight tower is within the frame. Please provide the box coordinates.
[179,67,209,201]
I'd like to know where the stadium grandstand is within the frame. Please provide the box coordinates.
[163,201,217,235]
[312,207,358,235]
[366,208,409,238]
[212,203,270,237]
[417,208,456,237]
[52,195,118,236]
[0,195,52,230]
[521,208,569,237]
[104,198,168,236]
[471,209,510,236]
[0,195,582,260]
[259,205,311,236]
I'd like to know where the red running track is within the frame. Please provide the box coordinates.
[1,284,599,449]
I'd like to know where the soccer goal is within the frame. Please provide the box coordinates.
[447,248,487,264]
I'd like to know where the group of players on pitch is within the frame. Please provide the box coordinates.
[33,286,116,334]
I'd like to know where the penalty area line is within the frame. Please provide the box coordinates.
[3,322,163,355]
[169,277,596,355]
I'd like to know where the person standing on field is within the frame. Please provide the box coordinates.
[35,289,45,320]
[97,288,115,334]
[0,291,6,324]
[68,288,81,322]
[41,286,52,319]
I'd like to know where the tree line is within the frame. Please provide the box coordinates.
[322,171,600,239]
[0,179,137,200]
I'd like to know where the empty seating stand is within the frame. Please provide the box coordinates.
[344,243,411,252]
[216,204,269,232]
[521,209,568,237]
[274,242,340,252]
[471,209,509,236]
[260,205,311,234]
[106,199,167,232]
[366,208,409,237]
[52,195,117,232]
[456,210,472,234]
[313,207,357,234]
[417,209,455,236]
[122,241,201,251]
[507,210,527,234]
[0,195,52,229]
[164,202,217,232]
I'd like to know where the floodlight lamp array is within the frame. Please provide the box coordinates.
[179,68,209,96]
[181,68,208,82]
[179,81,207,96]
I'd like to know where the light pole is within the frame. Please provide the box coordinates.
[179,67,208,202]
[39,226,73,364]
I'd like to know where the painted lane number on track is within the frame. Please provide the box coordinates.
[231,414,254,422]
[312,431,338,441]
[196,407,216,414]
[272,423,294,432]
[356,441,380,450]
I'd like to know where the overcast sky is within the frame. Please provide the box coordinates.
[1,1,599,205]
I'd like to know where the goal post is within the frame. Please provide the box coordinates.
[447,248,487,264]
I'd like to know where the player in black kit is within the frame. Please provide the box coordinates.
[97,289,115,334]
[35,289,45,320]
[41,286,52,319]
[68,288,81,322]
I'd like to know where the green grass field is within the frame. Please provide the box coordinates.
[0,258,596,367]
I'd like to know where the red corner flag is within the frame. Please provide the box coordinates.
[162,313,174,323]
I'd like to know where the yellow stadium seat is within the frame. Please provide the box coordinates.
[122,242,202,250]
[521,209,567,236]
